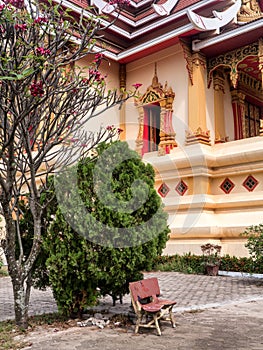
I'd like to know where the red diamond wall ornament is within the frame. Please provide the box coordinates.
[158,183,170,197]
[220,178,235,194]
[175,180,188,196]
[242,175,259,192]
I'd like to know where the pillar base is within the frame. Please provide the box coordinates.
[185,128,211,145]
[158,138,177,156]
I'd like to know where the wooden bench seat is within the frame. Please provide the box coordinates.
[129,277,177,336]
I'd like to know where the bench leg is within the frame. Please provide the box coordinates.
[169,308,176,328]
[135,314,142,334]
[153,314,162,336]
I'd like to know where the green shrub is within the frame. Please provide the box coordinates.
[153,254,205,274]
[153,253,263,275]
[44,141,170,314]
[243,224,263,262]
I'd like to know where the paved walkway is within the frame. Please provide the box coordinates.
[1,271,263,322]
[1,272,263,350]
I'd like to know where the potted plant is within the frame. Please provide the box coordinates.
[201,243,222,276]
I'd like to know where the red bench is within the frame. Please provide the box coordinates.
[129,277,177,336]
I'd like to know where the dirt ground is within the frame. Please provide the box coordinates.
[18,299,263,350]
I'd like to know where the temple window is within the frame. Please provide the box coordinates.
[244,100,261,138]
[135,64,177,156]
[142,104,161,153]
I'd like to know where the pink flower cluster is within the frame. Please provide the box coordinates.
[4,0,24,9]
[109,0,130,5]
[132,83,142,89]
[94,52,104,63]
[33,17,48,25]
[0,4,5,11]
[36,47,51,56]
[14,23,27,31]
[106,125,123,134]
[30,81,44,97]
[89,68,104,82]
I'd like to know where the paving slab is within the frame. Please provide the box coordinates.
[1,271,263,350]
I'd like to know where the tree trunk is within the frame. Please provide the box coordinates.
[3,208,35,329]
[11,274,31,329]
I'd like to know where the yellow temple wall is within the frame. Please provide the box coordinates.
[122,43,263,258]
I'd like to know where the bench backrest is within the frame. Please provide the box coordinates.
[129,277,160,302]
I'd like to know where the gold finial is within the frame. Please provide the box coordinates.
[152,62,159,87]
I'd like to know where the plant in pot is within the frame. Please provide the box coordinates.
[201,243,222,276]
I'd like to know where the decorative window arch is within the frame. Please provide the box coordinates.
[135,67,177,156]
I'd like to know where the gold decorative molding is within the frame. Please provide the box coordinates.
[180,40,194,85]
[135,64,177,156]
[259,38,263,87]
[185,128,211,145]
[238,71,262,100]
[119,63,126,140]
[260,119,263,136]
[237,0,263,22]
[180,40,207,86]
[213,69,225,93]
[119,63,126,90]
[213,69,228,143]
[207,41,259,88]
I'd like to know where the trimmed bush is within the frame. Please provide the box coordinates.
[44,141,170,315]
[153,253,263,275]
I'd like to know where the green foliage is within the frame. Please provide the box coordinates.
[43,211,101,317]
[242,224,263,262]
[220,255,263,274]
[44,141,169,314]
[153,254,206,275]
[153,253,263,275]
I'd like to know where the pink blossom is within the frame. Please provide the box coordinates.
[33,17,48,25]
[35,47,51,56]
[0,4,5,11]
[89,68,104,82]
[4,0,24,9]
[106,125,114,131]
[117,128,123,134]
[30,81,44,97]
[15,23,27,31]
[94,53,104,62]
[132,83,142,89]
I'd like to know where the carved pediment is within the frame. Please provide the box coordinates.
[237,0,263,22]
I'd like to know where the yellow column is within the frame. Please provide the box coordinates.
[231,90,246,139]
[213,70,227,143]
[186,53,210,145]
[119,64,126,141]
[135,105,144,155]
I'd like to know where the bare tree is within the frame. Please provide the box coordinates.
[0,0,133,328]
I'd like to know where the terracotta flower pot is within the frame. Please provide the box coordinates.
[206,265,219,276]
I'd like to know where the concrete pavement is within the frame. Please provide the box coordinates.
[1,272,263,349]
[1,271,263,321]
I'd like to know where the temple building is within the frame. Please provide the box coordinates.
[68,0,263,256]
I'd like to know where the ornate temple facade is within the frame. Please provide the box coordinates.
[69,0,263,256]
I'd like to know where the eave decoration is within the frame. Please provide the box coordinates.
[152,0,179,16]
[90,0,116,14]
[207,39,263,90]
[187,0,241,34]
[237,0,263,22]
[135,65,177,156]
